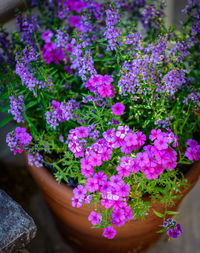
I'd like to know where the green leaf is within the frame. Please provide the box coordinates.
[165,210,179,215]
[25,100,38,110]
[157,228,166,233]
[0,105,10,113]
[0,115,13,127]
[153,209,164,218]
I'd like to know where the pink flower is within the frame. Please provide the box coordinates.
[187,139,198,148]
[65,0,87,13]
[72,196,83,208]
[134,131,146,147]
[88,152,102,167]
[149,129,162,141]
[98,84,115,98]
[116,125,130,139]
[94,171,107,185]
[70,15,82,28]
[103,226,117,239]
[88,211,102,226]
[41,30,53,42]
[118,182,130,197]
[124,133,135,147]
[86,177,99,192]
[112,102,125,115]
[154,135,169,150]
[116,165,130,178]
[81,166,94,178]
[103,74,114,84]
[73,185,87,199]
[75,126,89,138]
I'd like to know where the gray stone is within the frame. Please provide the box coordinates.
[0,190,37,253]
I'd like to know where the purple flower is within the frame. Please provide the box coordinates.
[103,226,117,239]
[85,177,99,192]
[6,127,32,155]
[72,196,83,208]
[70,15,82,29]
[88,211,102,226]
[41,30,53,42]
[162,70,186,96]
[8,95,25,123]
[105,9,120,51]
[46,99,80,129]
[112,103,125,115]
[16,14,40,46]
[167,228,181,238]
[75,126,89,138]
[73,184,87,199]
[28,152,43,167]
[66,0,87,13]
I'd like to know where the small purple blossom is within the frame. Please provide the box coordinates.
[8,95,25,123]
[28,152,43,167]
[112,103,125,116]
[88,211,102,226]
[103,226,117,239]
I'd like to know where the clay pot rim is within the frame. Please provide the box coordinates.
[24,152,200,213]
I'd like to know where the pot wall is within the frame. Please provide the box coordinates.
[24,153,200,253]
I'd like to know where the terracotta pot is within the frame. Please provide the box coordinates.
[24,153,200,253]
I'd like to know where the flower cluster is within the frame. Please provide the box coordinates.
[28,152,43,168]
[67,125,100,158]
[42,30,66,64]
[85,74,115,98]
[45,99,80,129]
[185,139,200,161]
[163,219,183,239]
[105,9,120,50]
[1,0,200,243]
[15,47,53,94]
[72,168,133,239]
[162,70,186,96]
[71,125,180,238]
[6,127,32,155]
[8,95,25,123]
[16,14,40,45]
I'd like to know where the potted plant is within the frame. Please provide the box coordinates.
[0,0,200,252]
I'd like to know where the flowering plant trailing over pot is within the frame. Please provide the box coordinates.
[0,0,200,240]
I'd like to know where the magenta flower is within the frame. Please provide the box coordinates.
[88,152,102,167]
[116,125,130,139]
[41,30,53,42]
[154,135,169,150]
[124,133,135,147]
[167,228,181,238]
[101,147,112,161]
[118,182,130,197]
[73,184,87,199]
[103,226,117,239]
[85,195,92,204]
[75,126,89,138]
[88,211,102,226]
[98,84,115,98]
[66,0,87,13]
[86,177,99,192]
[149,129,162,141]
[69,15,82,28]
[94,171,107,185]
[187,139,198,148]
[112,102,125,115]
[81,166,94,178]
[72,196,83,208]
[116,165,130,178]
